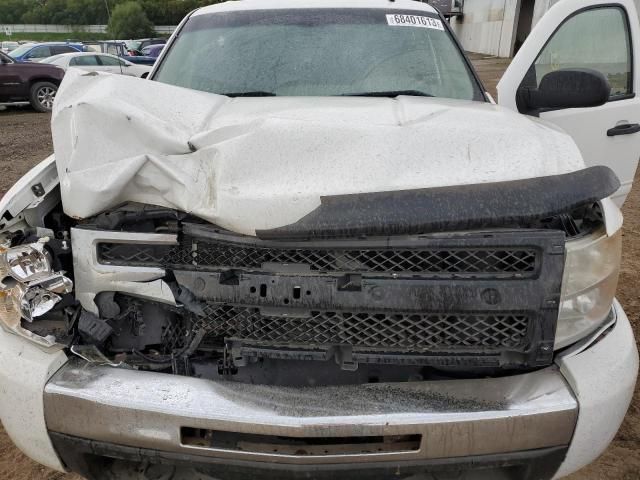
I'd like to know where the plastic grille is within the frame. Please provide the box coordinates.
[195,305,530,351]
[99,239,538,275]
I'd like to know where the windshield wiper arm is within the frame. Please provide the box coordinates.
[340,90,433,98]
[222,91,277,97]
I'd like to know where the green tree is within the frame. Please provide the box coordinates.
[107,1,154,38]
[0,0,31,24]
[0,0,223,26]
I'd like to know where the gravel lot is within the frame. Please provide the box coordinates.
[0,57,638,479]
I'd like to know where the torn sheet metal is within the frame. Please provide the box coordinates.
[52,69,586,236]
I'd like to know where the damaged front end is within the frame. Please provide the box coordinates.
[0,160,621,386]
[0,73,622,383]
[80,218,566,377]
[0,239,73,346]
[0,159,76,349]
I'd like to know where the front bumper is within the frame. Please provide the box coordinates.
[43,366,577,480]
[0,301,636,479]
[44,361,577,465]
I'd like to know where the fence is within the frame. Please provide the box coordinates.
[0,24,177,35]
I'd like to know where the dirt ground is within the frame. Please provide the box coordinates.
[0,57,638,479]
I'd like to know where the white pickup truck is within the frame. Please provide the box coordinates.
[0,0,638,479]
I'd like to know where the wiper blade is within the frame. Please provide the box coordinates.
[222,91,277,97]
[340,90,433,98]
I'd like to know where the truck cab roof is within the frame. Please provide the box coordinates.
[194,0,438,15]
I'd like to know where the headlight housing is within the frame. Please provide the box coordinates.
[0,240,73,347]
[555,228,621,349]
[3,243,53,282]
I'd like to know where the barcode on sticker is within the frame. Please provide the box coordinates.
[386,14,445,30]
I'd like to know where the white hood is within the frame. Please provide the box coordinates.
[52,70,586,236]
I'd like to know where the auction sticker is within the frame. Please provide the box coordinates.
[386,14,445,30]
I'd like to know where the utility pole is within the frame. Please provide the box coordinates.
[104,0,111,22]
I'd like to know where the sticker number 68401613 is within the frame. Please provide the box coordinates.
[386,14,445,30]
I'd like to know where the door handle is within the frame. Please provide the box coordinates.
[607,123,640,137]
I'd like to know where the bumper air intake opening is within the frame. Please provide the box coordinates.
[181,428,422,456]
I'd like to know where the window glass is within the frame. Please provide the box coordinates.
[155,9,483,101]
[26,46,51,59]
[70,55,100,66]
[51,46,77,55]
[532,7,632,99]
[126,40,142,51]
[8,44,34,58]
[106,44,122,56]
[99,55,124,66]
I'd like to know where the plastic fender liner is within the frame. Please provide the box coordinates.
[256,166,620,240]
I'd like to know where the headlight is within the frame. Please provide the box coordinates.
[555,228,621,349]
[3,242,53,282]
[0,240,73,347]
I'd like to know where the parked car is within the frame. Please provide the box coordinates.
[83,40,130,56]
[0,0,638,479]
[41,52,152,78]
[0,41,19,54]
[8,42,84,63]
[0,50,65,111]
[122,52,157,65]
[83,40,157,65]
[140,44,164,58]
[125,37,166,53]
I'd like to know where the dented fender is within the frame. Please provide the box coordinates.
[0,155,59,234]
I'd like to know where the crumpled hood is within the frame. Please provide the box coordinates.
[52,69,585,236]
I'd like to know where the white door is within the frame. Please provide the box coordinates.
[498,0,640,205]
[68,55,102,73]
[96,55,125,75]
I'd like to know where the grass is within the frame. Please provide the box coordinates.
[0,32,111,42]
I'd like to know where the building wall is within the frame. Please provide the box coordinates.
[532,0,640,24]
[531,0,559,27]
[450,0,520,57]
[452,0,640,58]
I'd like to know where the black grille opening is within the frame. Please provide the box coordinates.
[181,428,421,455]
[193,305,530,352]
[98,239,538,276]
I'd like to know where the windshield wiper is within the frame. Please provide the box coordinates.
[222,91,277,97]
[340,90,433,98]
[221,90,433,98]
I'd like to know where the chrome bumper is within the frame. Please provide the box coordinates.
[44,361,577,465]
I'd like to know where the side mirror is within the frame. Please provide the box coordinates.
[518,68,610,113]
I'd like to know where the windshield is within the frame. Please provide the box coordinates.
[154,8,483,100]
[8,44,34,58]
